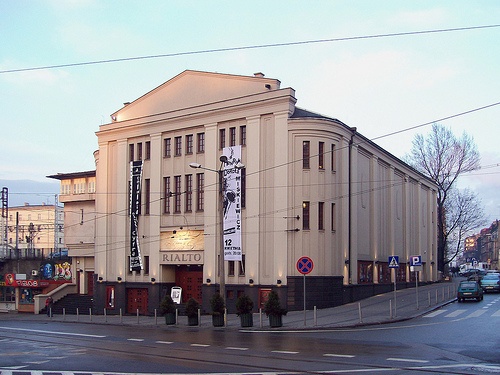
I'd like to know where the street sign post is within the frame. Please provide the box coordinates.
[297,256,314,326]
[410,255,422,309]
[388,256,399,318]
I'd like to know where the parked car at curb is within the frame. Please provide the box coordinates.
[480,273,500,293]
[457,281,483,302]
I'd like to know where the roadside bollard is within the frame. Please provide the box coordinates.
[89,308,92,322]
[76,307,79,322]
[137,308,140,324]
[104,308,107,322]
[63,307,66,321]
[358,302,363,323]
[314,306,317,326]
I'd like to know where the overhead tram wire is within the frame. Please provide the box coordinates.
[56,100,500,241]
[1,24,500,74]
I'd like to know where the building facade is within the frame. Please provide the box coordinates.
[48,170,97,296]
[0,202,65,312]
[92,70,438,314]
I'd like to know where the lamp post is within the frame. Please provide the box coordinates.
[189,156,244,300]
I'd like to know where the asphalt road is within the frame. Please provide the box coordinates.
[1,293,499,375]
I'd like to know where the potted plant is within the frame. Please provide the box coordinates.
[236,293,254,327]
[263,290,287,327]
[185,297,200,326]
[210,292,225,327]
[159,294,176,325]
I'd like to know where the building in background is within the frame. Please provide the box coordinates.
[0,201,65,313]
[91,70,438,314]
[462,220,499,271]
[47,170,96,297]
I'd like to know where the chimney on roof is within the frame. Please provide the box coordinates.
[123,102,131,106]
[253,72,265,78]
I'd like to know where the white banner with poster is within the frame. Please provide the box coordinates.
[129,160,144,272]
[222,145,242,261]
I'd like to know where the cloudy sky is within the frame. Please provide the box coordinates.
[1,1,499,227]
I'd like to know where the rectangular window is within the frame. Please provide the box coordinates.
[303,141,310,169]
[331,202,336,232]
[137,142,143,161]
[302,201,310,230]
[185,174,193,212]
[358,261,374,284]
[145,141,151,160]
[331,144,336,172]
[129,144,134,162]
[229,127,236,147]
[239,254,246,276]
[228,261,235,276]
[319,142,324,170]
[240,125,246,146]
[219,129,226,149]
[318,201,324,230]
[174,176,181,213]
[163,177,171,214]
[106,286,115,309]
[164,138,171,158]
[88,180,96,193]
[174,137,182,156]
[144,178,150,215]
[197,132,205,153]
[196,173,204,211]
[144,256,150,275]
[186,134,193,154]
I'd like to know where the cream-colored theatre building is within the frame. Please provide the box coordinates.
[93,70,438,314]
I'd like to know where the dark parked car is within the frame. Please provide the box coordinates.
[480,273,500,293]
[457,281,483,302]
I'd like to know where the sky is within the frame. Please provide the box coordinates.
[1,1,499,229]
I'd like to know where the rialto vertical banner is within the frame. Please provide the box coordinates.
[222,145,242,261]
[129,160,144,272]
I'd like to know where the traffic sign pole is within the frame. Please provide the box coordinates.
[296,256,314,327]
[303,274,306,326]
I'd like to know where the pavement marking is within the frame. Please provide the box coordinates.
[191,343,210,347]
[156,340,174,344]
[467,309,486,318]
[444,309,465,318]
[127,338,144,342]
[324,353,356,358]
[225,346,249,351]
[423,310,446,318]
[387,357,429,363]
[492,309,500,317]
[271,350,299,354]
[0,326,106,338]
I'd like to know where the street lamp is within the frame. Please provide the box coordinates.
[189,156,244,300]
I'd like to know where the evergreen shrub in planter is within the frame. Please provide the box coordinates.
[210,292,225,327]
[236,293,254,327]
[263,290,287,328]
[159,294,176,325]
[185,298,200,326]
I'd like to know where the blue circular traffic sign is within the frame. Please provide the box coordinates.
[296,256,314,275]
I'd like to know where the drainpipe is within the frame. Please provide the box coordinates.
[348,127,357,284]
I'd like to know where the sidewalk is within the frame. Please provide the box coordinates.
[0,280,458,331]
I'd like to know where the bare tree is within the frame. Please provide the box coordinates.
[405,123,481,272]
[444,188,486,265]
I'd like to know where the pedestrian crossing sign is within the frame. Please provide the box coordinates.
[388,256,399,268]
